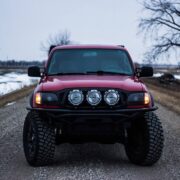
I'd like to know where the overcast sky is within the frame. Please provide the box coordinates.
[0,0,149,62]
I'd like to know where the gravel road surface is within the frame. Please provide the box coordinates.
[0,97,180,180]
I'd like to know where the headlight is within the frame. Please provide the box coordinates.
[86,89,102,106]
[35,92,41,105]
[68,89,84,106]
[127,92,150,105]
[35,92,58,105]
[104,89,119,105]
[144,93,150,105]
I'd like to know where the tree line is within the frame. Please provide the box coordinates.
[0,60,44,68]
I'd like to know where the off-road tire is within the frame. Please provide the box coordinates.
[125,112,164,166]
[23,111,55,166]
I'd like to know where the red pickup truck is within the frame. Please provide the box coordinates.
[23,45,164,167]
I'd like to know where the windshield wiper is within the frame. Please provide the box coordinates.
[85,71,130,75]
[48,72,87,76]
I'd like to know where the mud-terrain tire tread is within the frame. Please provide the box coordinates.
[125,112,164,166]
[23,111,55,166]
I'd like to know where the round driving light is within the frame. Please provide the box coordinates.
[86,89,102,106]
[104,89,120,105]
[68,89,84,106]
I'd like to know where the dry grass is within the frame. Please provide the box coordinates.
[144,78,180,93]
[0,85,35,107]
[146,82,180,115]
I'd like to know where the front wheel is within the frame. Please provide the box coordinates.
[23,111,55,166]
[125,112,164,166]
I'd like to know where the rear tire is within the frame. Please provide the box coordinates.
[125,112,164,166]
[23,111,55,166]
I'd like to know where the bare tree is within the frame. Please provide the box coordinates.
[41,30,72,54]
[139,0,180,63]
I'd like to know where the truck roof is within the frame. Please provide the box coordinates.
[52,44,126,51]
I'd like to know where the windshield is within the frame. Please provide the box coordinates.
[47,49,133,75]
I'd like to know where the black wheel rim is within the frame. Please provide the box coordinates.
[27,122,36,158]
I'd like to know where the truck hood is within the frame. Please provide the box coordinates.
[41,75,145,92]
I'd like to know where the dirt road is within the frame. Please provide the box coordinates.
[0,97,180,180]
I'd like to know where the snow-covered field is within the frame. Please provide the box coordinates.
[0,72,39,96]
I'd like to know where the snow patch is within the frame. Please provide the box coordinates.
[5,101,16,106]
[153,73,163,78]
[174,75,180,80]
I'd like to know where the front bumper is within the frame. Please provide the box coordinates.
[26,106,158,118]
[27,107,158,142]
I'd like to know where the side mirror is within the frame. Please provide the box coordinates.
[28,66,41,77]
[136,66,153,77]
